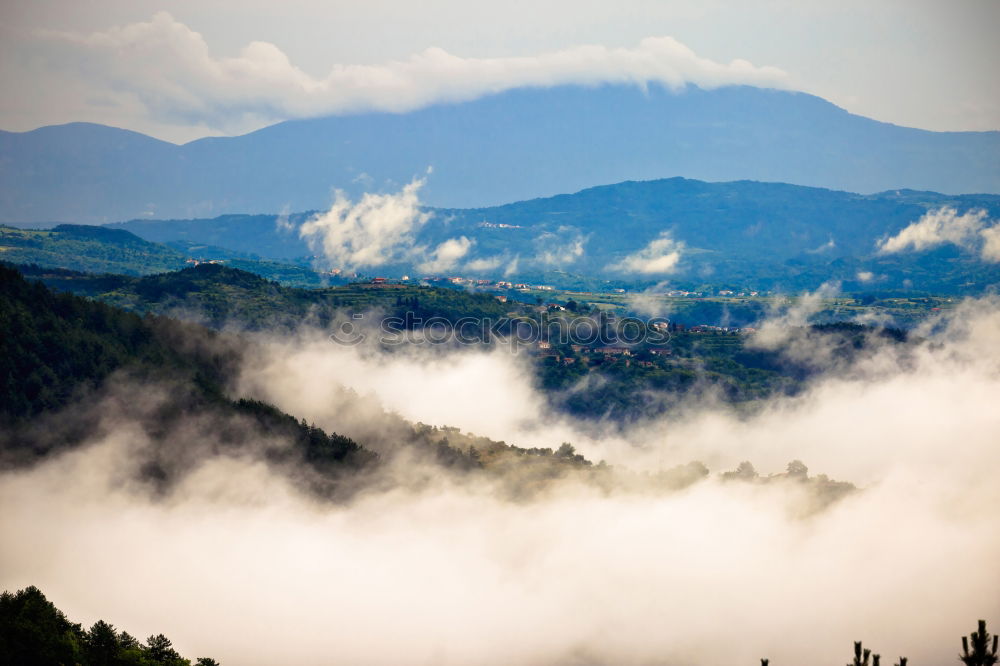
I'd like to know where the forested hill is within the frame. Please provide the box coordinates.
[107,178,1000,293]
[0,223,187,275]
[0,262,374,482]
[8,179,1000,293]
[12,262,517,330]
[0,585,217,666]
[0,264,633,496]
[0,224,332,286]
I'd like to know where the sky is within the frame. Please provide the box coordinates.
[0,1,998,143]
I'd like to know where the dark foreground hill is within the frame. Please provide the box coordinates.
[0,263,375,488]
[0,586,216,666]
[0,264,652,496]
[2,84,998,224]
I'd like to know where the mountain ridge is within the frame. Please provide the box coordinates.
[2,84,998,224]
[104,176,1000,292]
[7,176,1000,293]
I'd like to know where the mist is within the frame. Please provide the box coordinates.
[2,298,1000,664]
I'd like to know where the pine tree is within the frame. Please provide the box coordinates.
[145,633,181,663]
[961,620,999,666]
[85,619,120,666]
[850,641,872,666]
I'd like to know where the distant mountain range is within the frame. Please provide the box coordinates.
[2,84,999,224]
[106,177,1000,292]
[5,178,1000,293]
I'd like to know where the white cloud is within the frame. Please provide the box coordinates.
[299,175,430,270]
[878,207,1000,260]
[300,173,486,273]
[464,256,504,273]
[749,282,841,363]
[856,270,875,283]
[980,224,1000,262]
[627,282,674,318]
[611,232,684,274]
[40,12,789,135]
[418,236,473,274]
[532,228,587,267]
[807,237,836,254]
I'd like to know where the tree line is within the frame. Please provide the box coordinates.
[0,586,218,665]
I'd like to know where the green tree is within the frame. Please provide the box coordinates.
[0,586,83,666]
[786,459,809,479]
[85,619,120,666]
[849,641,872,666]
[961,620,999,666]
[145,633,182,663]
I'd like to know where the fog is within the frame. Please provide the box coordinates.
[2,298,1000,664]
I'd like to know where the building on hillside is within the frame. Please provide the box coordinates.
[595,346,632,356]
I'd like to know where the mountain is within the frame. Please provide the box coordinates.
[2,84,999,224]
[111,177,1000,292]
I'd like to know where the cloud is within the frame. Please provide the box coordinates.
[856,270,875,282]
[300,174,489,274]
[626,282,674,318]
[748,282,842,366]
[532,228,587,267]
[39,12,790,135]
[807,237,836,254]
[981,223,1000,262]
[464,256,504,273]
[418,236,473,274]
[878,207,1000,261]
[611,232,684,274]
[298,175,431,270]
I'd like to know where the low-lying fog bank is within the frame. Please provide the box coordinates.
[2,298,999,664]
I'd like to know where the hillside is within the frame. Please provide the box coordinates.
[0,263,376,484]
[0,224,339,286]
[1,263,697,495]
[111,178,1000,292]
[0,586,216,666]
[13,263,516,330]
[2,84,999,224]
[0,224,187,275]
[13,262,916,424]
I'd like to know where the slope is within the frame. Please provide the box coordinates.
[111,178,1000,292]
